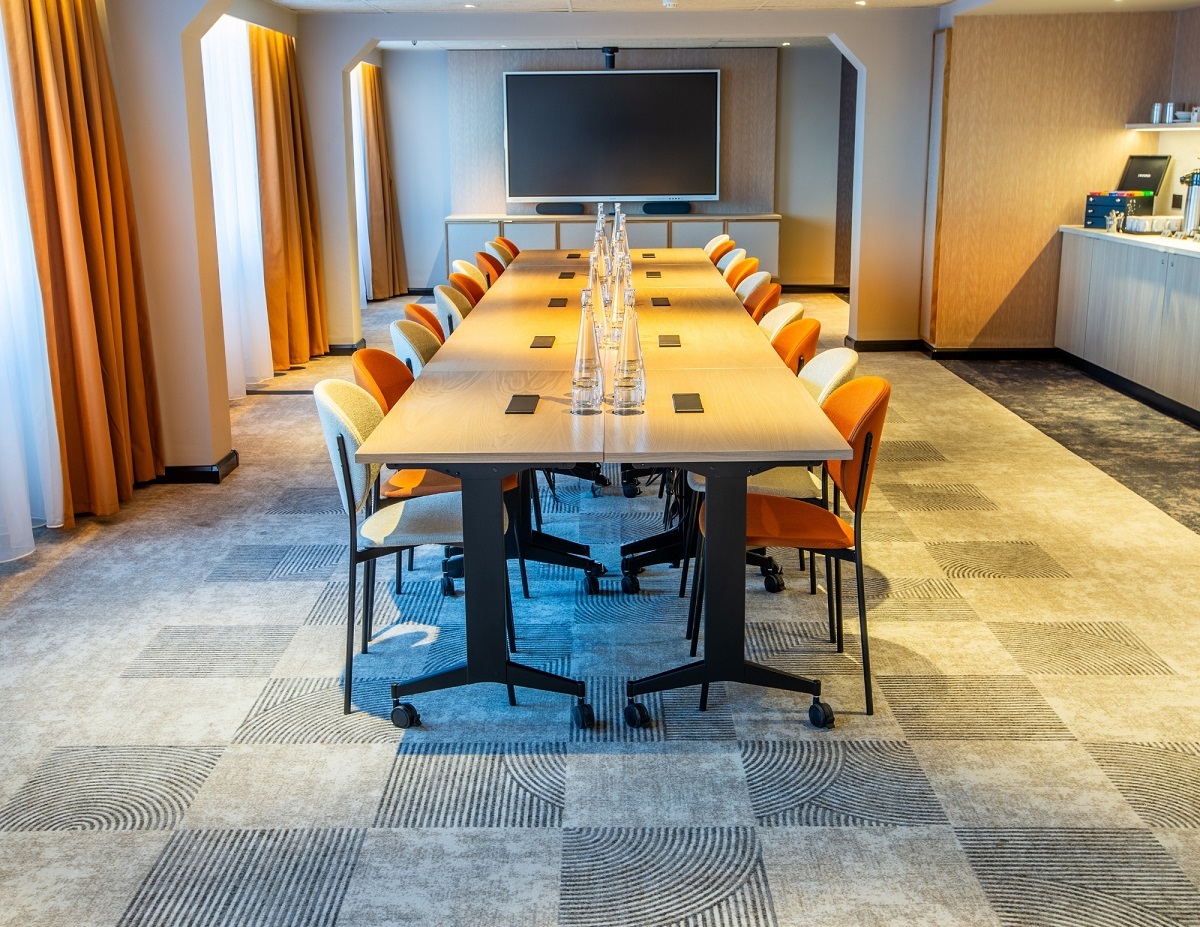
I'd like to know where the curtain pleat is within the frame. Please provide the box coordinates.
[1,0,164,524]
[359,63,406,299]
[248,24,327,370]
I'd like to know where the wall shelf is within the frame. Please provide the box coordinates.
[1126,122,1200,131]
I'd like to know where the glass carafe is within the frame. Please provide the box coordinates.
[611,300,645,416]
[572,289,603,415]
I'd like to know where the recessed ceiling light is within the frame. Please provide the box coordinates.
[464,3,475,7]
[855,1,866,5]
[781,41,790,46]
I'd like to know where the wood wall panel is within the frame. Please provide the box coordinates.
[933,13,1175,349]
[834,54,856,288]
[447,48,776,216]
[1172,7,1200,105]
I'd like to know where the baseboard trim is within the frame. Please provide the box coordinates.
[925,346,1064,360]
[405,288,433,296]
[328,339,366,356]
[1061,353,1200,428]
[159,450,239,485]
[844,337,926,353]
[781,284,850,295]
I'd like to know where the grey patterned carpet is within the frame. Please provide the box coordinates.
[2,296,1200,926]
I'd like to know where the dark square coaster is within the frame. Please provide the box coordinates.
[566,252,581,259]
[651,297,670,307]
[0,746,221,832]
[646,270,662,279]
[548,298,568,308]
[561,827,776,927]
[641,252,656,259]
[740,740,948,826]
[558,271,575,279]
[122,626,296,678]
[117,827,366,927]
[957,828,1200,927]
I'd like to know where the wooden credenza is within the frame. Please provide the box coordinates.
[446,213,780,280]
[1056,226,1200,414]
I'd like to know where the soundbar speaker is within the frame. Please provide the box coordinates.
[643,201,692,215]
[535,202,585,215]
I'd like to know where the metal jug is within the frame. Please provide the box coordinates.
[1183,169,1200,235]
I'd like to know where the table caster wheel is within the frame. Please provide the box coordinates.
[391,702,421,728]
[622,482,641,498]
[759,557,780,576]
[623,701,651,729]
[440,575,456,596]
[572,700,595,729]
[809,700,834,729]
[584,571,601,595]
[764,573,786,593]
[445,559,465,579]
[621,574,640,594]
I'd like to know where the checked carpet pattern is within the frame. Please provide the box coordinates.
[2,296,1200,926]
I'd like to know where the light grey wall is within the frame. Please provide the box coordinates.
[776,46,842,285]
[383,49,452,290]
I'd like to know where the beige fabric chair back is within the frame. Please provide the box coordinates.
[313,379,383,517]
[799,348,860,406]
[734,271,771,304]
[434,285,471,334]
[486,240,514,266]
[390,319,440,376]
[703,233,730,256]
[758,302,804,342]
[716,247,745,273]
[452,259,488,290]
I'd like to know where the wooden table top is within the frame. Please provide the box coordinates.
[358,248,849,466]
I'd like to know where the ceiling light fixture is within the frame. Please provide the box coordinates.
[663,0,678,8]
[781,41,790,46]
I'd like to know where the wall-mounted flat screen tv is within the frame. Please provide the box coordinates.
[503,70,720,203]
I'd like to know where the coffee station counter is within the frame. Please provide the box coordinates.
[1056,226,1200,418]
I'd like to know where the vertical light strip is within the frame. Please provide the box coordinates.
[350,63,373,303]
[0,11,64,561]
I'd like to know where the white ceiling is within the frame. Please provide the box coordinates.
[274,0,1199,11]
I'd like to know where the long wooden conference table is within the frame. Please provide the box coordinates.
[356,246,851,728]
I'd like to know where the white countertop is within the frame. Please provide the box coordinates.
[1062,225,1200,257]
[448,212,782,223]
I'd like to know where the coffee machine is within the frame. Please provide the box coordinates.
[1182,168,1200,237]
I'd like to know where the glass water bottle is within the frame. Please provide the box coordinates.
[611,300,645,416]
[572,289,603,415]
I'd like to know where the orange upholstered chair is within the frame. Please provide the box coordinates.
[495,235,520,258]
[697,376,891,723]
[405,303,446,344]
[448,272,485,307]
[708,239,735,265]
[745,282,782,322]
[476,251,505,286]
[771,318,821,374]
[724,256,759,290]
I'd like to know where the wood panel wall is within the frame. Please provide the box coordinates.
[932,13,1176,349]
[834,55,856,288]
[447,48,777,216]
[1172,7,1200,105]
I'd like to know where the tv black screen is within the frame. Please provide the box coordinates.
[504,70,720,203]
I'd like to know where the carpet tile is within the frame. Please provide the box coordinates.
[927,541,1072,579]
[989,622,1175,676]
[879,676,1074,740]
[121,626,296,677]
[1085,742,1200,827]
[0,747,220,832]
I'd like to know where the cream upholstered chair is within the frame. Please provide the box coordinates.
[800,348,859,406]
[708,240,736,266]
[452,259,488,292]
[703,233,730,256]
[486,240,513,267]
[759,302,804,342]
[716,247,745,273]
[391,319,440,375]
[314,378,472,718]
[734,271,771,304]
[434,285,471,335]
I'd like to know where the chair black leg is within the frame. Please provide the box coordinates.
[363,557,376,654]
[825,555,838,648]
[505,573,518,654]
[408,548,415,571]
[835,559,844,649]
[395,552,403,595]
[688,541,706,657]
[344,557,358,714]
[531,470,544,531]
[809,551,817,596]
[855,552,873,715]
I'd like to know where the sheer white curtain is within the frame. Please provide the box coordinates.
[0,12,64,562]
[350,64,373,302]
[202,15,273,400]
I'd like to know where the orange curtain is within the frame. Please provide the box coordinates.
[2,0,164,525]
[248,24,328,370]
[359,63,406,299]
